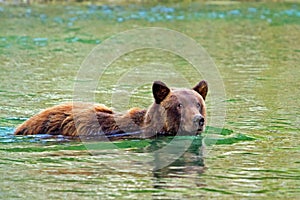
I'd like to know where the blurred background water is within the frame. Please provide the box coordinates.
[0,1,299,199]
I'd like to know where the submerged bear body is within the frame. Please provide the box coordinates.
[14,80,208,138]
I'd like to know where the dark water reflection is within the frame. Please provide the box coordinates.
[152,137,205,194]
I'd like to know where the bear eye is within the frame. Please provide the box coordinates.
[177,103,183,109]
[196,102,201,109]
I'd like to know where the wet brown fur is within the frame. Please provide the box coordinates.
[14,80,208,138]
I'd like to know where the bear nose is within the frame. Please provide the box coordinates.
[193,114,205,126]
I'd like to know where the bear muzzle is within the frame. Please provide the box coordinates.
[193,114,205,133]
[193,114,205,127]
[178,114,205,135]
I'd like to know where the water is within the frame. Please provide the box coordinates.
[0,2,299,199]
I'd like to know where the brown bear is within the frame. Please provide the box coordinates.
[14,80,208,139]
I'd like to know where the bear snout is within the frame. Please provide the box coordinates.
[193,114,205,127]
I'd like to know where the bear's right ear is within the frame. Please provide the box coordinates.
[152,81,170,104]
[193,80,208,100]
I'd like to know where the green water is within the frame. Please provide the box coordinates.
[0,2,299,199]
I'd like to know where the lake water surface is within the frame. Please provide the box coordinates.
[0,2,299,199]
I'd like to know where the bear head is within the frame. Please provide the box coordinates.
[144,80,208,137]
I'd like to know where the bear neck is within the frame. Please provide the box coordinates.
[142,103,166,137]
[112,103,166,138]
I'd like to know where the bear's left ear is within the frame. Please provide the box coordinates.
[193,80,208,100]
[152,81,170,104]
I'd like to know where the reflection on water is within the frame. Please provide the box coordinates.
[0,1,299,199]
[152,136,205,193]
[0,127,253,199]
[0,133,207,199]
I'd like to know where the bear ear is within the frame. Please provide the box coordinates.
[152,81,170,104]
[193,80,208,100]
